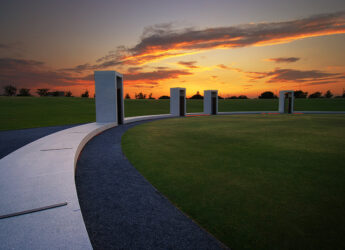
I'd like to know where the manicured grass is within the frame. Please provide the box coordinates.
[1,97,344,130]
[124,99,169,117]
[0,97,170,130]
[187,99,279,112]
[0,97,96,130]
[190,98,345,113]
[122,115,345,249]
[218,99,278,112]
[294,98,345,111]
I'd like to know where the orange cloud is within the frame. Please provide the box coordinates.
[266,57,300,63]
[246,68,345,85]
[217,64,243,73]
[93,11,345,67]
[177,61,199,69]
[0,58,91,89]
[124,69,193,86]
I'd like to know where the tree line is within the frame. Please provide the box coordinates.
[126,90,345,99]
[1,85,89,98]
[257,90,344,99]
[2,84,345,99]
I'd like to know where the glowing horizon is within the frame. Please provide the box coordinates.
[0,1,344,98]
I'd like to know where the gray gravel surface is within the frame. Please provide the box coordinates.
[75,121,227,250]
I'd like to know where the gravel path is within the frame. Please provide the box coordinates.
[75,121,226,250]
[0,124,79,159]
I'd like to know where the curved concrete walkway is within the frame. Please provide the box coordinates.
[0,122,118,249]
[76,120,226,250]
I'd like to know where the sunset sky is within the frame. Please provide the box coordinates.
[1,0,344,98]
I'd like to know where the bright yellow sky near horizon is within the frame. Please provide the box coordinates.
[1,0,344,98]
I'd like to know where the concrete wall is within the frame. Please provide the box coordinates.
[170,88,186,116]
[204,90,218,115]
[94,71,124,123]
[279,90,294,113]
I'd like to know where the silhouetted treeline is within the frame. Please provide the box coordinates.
[227,95,248,99]
[258,91,277,99]
[2,84,344,99]
[81,90,89,98]
[256,90,340,99]
[189,91,203,99]
[130,92,156,99]
[36,89,68,97]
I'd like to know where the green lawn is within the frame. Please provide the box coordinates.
[122,115,345,250]
[124,99,169,117]
[0,97,170,130]
[191,98,345,112]
[294,98,345,111]
[187,99,280,112]
[0,97,344,130]
[0,97,95,130]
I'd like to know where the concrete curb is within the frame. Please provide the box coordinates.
[0,114,175,249]
[0,122,117,249]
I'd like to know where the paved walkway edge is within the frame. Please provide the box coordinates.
[0,114,175,249]
[0,122,117,249]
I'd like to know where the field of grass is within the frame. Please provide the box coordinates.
[0,96,344,130]
[122,115,345,249]
[0,97,171,130]
[0,97,95,130]
[190,98,345,112]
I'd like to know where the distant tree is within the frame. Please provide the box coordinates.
[36,88,49,96]
[343,91,345,98]
[65,91,72,97]
[324,90,333,98]
[190,91,203,99]
[229,96,238,99]
[148,93,155,99]
[218,95,224,99]
[158,95,170,99]
[81,90,89,98]
[17,88,31,96]
[125,93,131,99]
[258,91,277,99]
[308,91,322,98]
[3,85,17,96]
[135,92,146,99]
[294,90,308,98]
[238,95,248,99]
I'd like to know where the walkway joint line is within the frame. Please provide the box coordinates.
[0,202,68,220]
[40,147,73,151]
